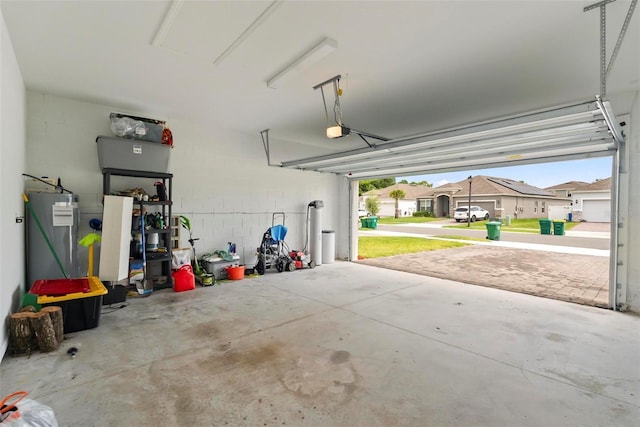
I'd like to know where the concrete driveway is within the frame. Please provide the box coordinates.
[358,222,610,308]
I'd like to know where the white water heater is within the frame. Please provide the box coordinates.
[309,200,324,266]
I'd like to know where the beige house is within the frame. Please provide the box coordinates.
[361,183,431,217]
[416,176,570,219]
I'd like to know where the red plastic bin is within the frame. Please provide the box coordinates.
[30,278,90,296]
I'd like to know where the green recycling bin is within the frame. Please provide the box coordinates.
[486,221,502,241]
[539,218,552,235]
[360,216,378,229]
[553,219,566,236]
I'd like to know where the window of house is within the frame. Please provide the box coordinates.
[542,201,546,213]
[534,200,538,214]
[418,199,433,212]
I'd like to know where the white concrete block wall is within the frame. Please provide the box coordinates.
[0,10,27,356]
[23,92,348,277]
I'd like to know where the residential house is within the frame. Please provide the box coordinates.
[361,183,430,217]
[415,176,570,219]
[570,178,612,222]
[544,180,591,198]
[545,178,612,222]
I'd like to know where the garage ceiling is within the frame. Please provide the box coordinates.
[1,0,638,171]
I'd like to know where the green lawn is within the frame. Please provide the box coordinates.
[358,236,469,258]
[443,218,578,233]
[375,216,442,224]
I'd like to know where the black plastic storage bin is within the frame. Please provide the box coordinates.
[32,277,107,334]
[102,282,128,306]
[43,296,103,334]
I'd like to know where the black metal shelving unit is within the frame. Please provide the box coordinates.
[102,168,173,289]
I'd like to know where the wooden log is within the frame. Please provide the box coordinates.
[29,311,59,352]
[9,312,36,355]
[41,306,64,344]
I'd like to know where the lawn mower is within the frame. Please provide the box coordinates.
[287,201,321,270]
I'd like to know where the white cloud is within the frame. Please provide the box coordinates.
[436,179,449,187]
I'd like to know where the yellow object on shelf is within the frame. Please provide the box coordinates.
[35,276,107,305]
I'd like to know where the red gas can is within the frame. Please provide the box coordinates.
[172,265,196,292]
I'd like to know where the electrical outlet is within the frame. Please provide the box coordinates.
[16,216,24,223]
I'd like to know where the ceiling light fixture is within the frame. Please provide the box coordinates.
[151,0,185,47]
[266,38,337,89]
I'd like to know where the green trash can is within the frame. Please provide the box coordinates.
[539,218,552,235]
[553,219,566,236]
[486,221,501,240]
[360,217,378,229]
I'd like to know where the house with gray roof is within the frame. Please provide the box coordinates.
[544,180,591,198]
[361,183,431,217]
[415,176,570,219]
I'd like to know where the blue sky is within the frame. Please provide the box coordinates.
[397,157,613,189]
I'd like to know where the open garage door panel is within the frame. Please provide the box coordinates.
[281,98,624,180]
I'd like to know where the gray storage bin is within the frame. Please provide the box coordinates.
[96,136,170,173]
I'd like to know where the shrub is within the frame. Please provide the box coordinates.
[413,211,434,217]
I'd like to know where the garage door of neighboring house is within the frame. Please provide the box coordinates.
[474,201,495,216]
[583,199,611,222]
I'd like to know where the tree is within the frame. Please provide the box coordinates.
[358,178,396,195]
[389,189,406,218]
[399,179,408,184]
[366,197,380,217]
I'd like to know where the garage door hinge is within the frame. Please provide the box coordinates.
[617,261,624,266]
[618,243,624,247]
[618,222,624,228]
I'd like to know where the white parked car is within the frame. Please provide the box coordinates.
[454,206,490,222]
[358,209,369,218]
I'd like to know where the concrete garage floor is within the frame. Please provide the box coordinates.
[1,262,639,426]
